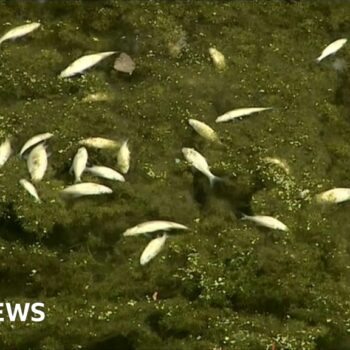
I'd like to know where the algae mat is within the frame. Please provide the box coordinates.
[0,1,350,349]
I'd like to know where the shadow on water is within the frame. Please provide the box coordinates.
[192,171,262,217]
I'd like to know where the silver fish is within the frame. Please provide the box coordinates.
[188,119,219,142]
[59,51,117,78]
[85,165,125,182]
[70,147,88,183]
[209,47,226,70]
[19,132,53,157]
[19,179,41,203]
[27,143,48,182]
[117,141,130,174]
[123,220,188,237]
[0,138,12,167]
[316,188,350,204]
[140,234,167,266]
[0,22,41,45]
[61,182,113,198]
[316,38,347,62]
[182,147,221,186]
[78,137,119,149]
[241,214,288,231]
[216,107,272,123]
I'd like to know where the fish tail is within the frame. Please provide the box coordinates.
[209,174,223,188]
[74,176,81,183]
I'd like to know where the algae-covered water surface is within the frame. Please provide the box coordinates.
[1,0,350,349]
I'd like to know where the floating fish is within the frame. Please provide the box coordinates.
[82,92,112,103]
[241,213,288,231]
[123,220,188,237]
[209,47,226,70]
[216,107,273,123]
[19,132,53,158]
[61,182,113,198]
[85,165,125,182]
[59,51,117,78]
[188,119,219,143]
[263,157,290,174]
[117,141,130,174]
[19,179,41,203]
[27,143,48,182]
[78,137,119,149]
[316,188,350,204]
[0,138,12,167]
[316,38,347,63]
[0,22,41,45]
[140,234,167,266]
[70,147,88,183]
[182,147,221,186]
[114,53,135,75]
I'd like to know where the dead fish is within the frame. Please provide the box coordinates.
[216,107,273,123]
[78,137,119,149]
[59,51,117,78]
[316,38,347,63]
[123,220,188,237]
[27,143,48,182]
[82,92,112,103]
[263,157,290,174]
[241,213,288,231]
[19,179,41,203]
[188,119,219,143]
[19,132,53,158]
[117,140,130,174]
[182,147,221,186]
[209,47,226,70]
[70,147,88,183]
[85,165,125,182]
[114,53,135,75]
[0,22,41,45]
[140,234,167,266]
[61,182,113,198]
[316,188,350,204]
[0,138,12,167]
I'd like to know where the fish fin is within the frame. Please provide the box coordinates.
[74,177,81,184]
[69,165,73,175]
[209,175,224,188]
[239,212,249,220]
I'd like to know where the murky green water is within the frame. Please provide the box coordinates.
[0,0,350,349]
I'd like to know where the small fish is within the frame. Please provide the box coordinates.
[117,141,130,174]
[182,147,221,186]
[82,92,112,103]
[209,47,226,70]
[241,214,288,231]
[19,132,53,157]
[70,147,88,183]
[123,220,188,237]
[85,165,125,182]
[315,188,350,204]
[188,119,219,143]
[263,157,290,174]
[61,182,113,198]
[114,52,135,75]
[19,179,41,203]
[140,234,168,266]
[0,138,12,167]
[78,137,119,149]
[59,51,117,78]
[316,38,347,63]
[27,143,48,182]
[0,22,41,45]
[216,107,272,123]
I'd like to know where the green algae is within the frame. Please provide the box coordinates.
[0,0,350,349]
